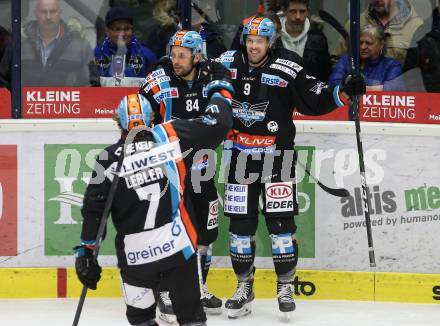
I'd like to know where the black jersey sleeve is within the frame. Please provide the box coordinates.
[275,49,345,116]
[80,141,121,242]
[170,96,232,153]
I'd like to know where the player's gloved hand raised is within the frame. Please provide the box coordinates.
[74,243,101,290]
[341,72,366,97]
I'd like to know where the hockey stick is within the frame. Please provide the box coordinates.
[296,160,349,198]
[72,145,126,326]
[319,6,376,267]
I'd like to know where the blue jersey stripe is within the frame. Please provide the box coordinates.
[152,124,180,219]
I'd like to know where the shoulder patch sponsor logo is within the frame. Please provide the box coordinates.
[146,68,166,82]
[309,82,328,95]
[231,100,269,127]
[270,63,297,78]
[275,58,303,72]
[261,73,288,87]
[143,76,171,93]
[153,88,179,103]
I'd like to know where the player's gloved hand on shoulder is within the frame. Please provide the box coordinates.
[74,242,101,290]
[205,79,235,102]
[341,72,366,97]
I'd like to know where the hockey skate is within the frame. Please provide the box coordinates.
[201,283,222,315]
[225,279,254,319]
[156,291,177,324]
[277,281,296,321]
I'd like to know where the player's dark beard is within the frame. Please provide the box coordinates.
[178,58,197,79]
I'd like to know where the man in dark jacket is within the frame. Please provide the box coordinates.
[95,6,157,87]
[403,1,440,92]
[279,0,331,82]
[0,0,96,88]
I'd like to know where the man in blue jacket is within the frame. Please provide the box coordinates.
[95,6,157,86]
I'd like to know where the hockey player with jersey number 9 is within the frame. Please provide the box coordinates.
[73,79,233,325]
[215,17,366,320]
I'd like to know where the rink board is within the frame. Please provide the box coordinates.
[0,267,439,304]
[0,120,439,304]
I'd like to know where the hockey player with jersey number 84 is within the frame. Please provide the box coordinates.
[74,78,233,325]
[215,17,366,320]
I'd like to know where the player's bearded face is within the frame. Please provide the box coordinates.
[170,46,197,77]
[245,35,270,65]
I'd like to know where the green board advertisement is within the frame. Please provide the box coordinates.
[45,144,315,258]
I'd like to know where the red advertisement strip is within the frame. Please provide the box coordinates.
[0,88,12,118]
[22,87,138,118]
[0,145,17,256]
[359,91,433,124]
[57,268,67,298]
[18,87,440,124]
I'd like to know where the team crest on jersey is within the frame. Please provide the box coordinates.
[153,87,179,103]
[261,73,288,87]
[232,99,268,127]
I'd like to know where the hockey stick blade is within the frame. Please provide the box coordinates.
[297,160,350,198]
[319,10,349,40]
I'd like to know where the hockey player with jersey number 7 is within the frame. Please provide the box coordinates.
[73,77,234,325]
[215,16,366,321]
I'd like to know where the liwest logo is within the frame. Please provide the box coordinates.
[45,145,116,255]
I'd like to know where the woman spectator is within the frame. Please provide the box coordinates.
[329,24,404,91]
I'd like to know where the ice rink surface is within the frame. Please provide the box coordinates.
[0,298,438,326]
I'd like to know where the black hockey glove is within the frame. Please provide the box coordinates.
[74,243,101,290]
[341,72,366,97]
[205,62,234,99]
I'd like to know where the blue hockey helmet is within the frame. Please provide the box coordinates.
[117,94,152,131]
[240,17,277,47]
[167,30,203,56]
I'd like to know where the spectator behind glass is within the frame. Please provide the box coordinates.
[0,26,9,62]
[191,3,227,59]
[279,0,331,82]
[95,6,157,87]
[329,24,404,91]
[145,0,179,59]
[403,1,440,93]
[333,0,423,66]
[0,0,97,89]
